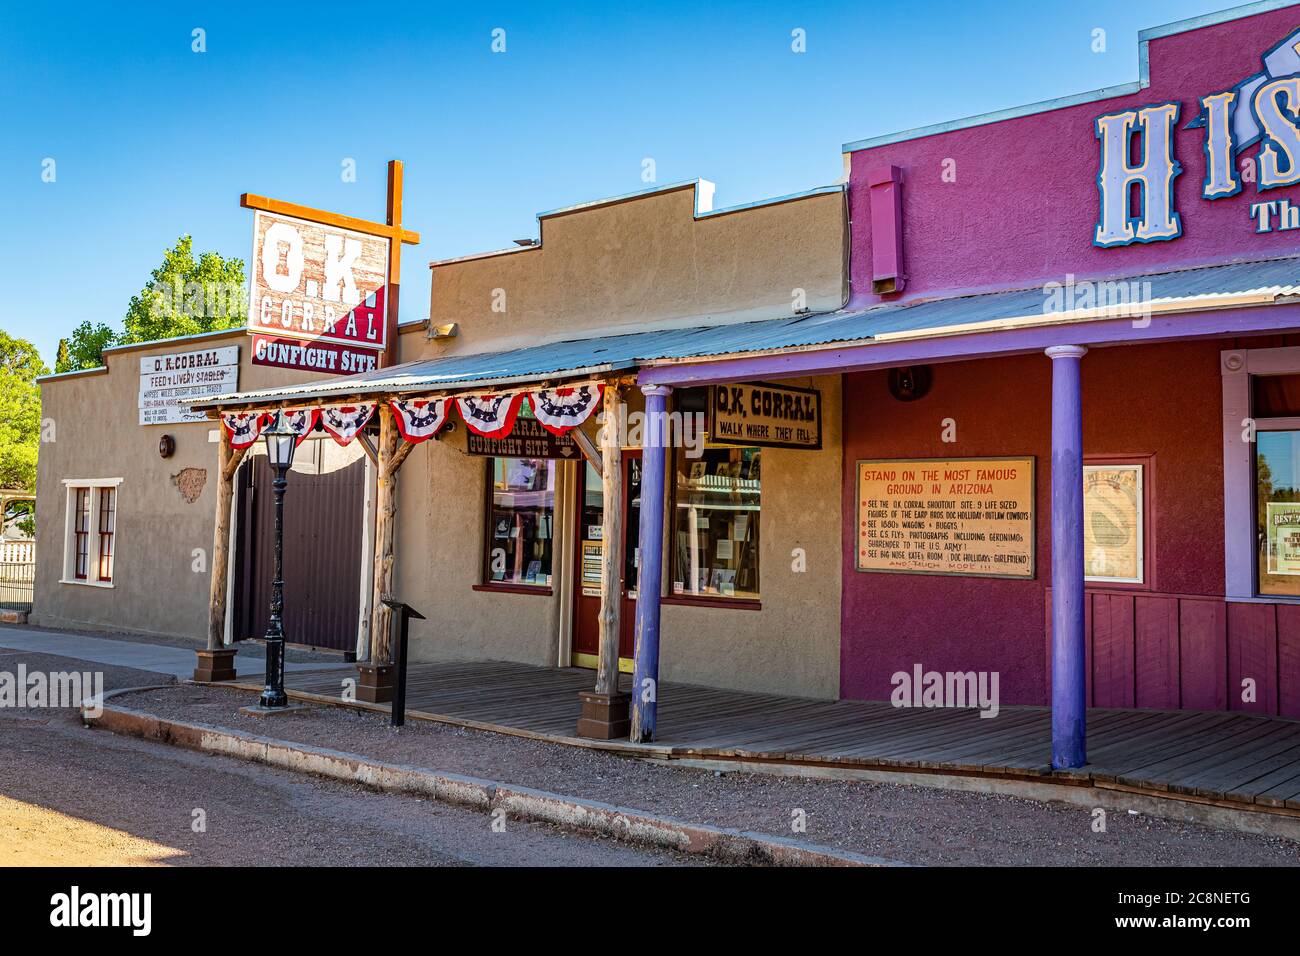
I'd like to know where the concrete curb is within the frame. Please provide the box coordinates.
[84,696,903,867]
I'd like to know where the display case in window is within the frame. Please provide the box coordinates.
[671,446,760,600]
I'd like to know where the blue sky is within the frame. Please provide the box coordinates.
[0,0,1236,366]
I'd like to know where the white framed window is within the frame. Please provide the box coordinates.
[61,478,122,588]
[1222,346,1300,601]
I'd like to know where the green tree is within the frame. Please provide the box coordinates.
[56,320,118,372]
[55,235,247,372]
[122,235,247,345]
[0,331,48,494]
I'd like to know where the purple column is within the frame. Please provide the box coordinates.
[1047,345,1087,769]
[631,384,670,742]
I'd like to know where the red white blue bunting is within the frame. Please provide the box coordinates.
[390,398,449,443]
[226,382,602,450]
[221,412,267,450]
[319,404,376,445]
[279,407,320,446]
[456,393,524,438]
[528,384,604,436]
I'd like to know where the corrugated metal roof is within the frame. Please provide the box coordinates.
[193,255,1300,409]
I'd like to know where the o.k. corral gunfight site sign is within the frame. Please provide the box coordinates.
[856,457,1035,579]
[240,161,420,374]
[247,211,388,373]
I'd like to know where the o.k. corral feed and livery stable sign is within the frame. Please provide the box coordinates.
[247,209,390,374]
[139,345,240,425]
[856,457,1035,578]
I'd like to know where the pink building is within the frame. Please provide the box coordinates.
[640,0,1300,766]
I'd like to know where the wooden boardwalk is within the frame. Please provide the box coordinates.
[267,659,1300,815]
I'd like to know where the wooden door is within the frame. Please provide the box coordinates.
[233,441,366,653]
[572,451,641,670]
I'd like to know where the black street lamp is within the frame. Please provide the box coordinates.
[260,412,298,708]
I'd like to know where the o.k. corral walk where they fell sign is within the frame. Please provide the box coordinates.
[856,457,1035,579]
[711,381,821,449]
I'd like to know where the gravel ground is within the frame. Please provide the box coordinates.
[117,683,1300,867]
[0,650,708,866]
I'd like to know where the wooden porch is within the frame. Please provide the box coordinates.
[248,659,1300,816]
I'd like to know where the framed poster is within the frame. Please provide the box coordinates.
[1266,502,1300,576]
[1083,462,1145,584]
[856,457,1035,578]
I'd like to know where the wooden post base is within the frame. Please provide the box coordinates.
[576,691,631,740]
[355,663,394,703]
[193,648,238,683]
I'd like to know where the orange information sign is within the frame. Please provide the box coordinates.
[856,457,1035,579]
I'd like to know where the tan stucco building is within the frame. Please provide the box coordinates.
[35,178,849,700]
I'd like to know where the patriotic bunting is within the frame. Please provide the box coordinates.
[279,407,320,446]
[456,393,524,438]
[528,384,604,436]
[220,383,605,451]
[221,412,267,450]
[391,398,449,443]
[319,404,376,445]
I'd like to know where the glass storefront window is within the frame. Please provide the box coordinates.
[485,457,555,587]
[671,446,760,600]
[1257,430,1300,597]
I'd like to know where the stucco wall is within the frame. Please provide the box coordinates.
[839,339,1231,707]
[845,3,1300,308]
[421,183,847,358]
[33,180,848,702]
[31,330,337,639]
[389,374,842,699]
[391,423,567,669]
[660,374,842,699]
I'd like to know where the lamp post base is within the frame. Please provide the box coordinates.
[356,663,395,703]
[193,648,238,683]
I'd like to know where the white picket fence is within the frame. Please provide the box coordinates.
[1,541,34,564]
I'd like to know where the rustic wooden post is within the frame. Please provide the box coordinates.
[358,401,400,702]
[577,382,631,738]
[194,423,246,682]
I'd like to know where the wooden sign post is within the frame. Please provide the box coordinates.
[241,160,420,371]
[199,163,419,686]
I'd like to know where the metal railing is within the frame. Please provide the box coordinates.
[0,560,34,613]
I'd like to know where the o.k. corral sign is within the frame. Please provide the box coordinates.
[247,210,389,374]
[139,345,240,425]
[711,381,821,449]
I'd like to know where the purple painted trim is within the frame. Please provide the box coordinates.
[1221,351,1253,601]
[1048,346,1088,770]
[631,385,670,743]
[637,303,1300,387]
